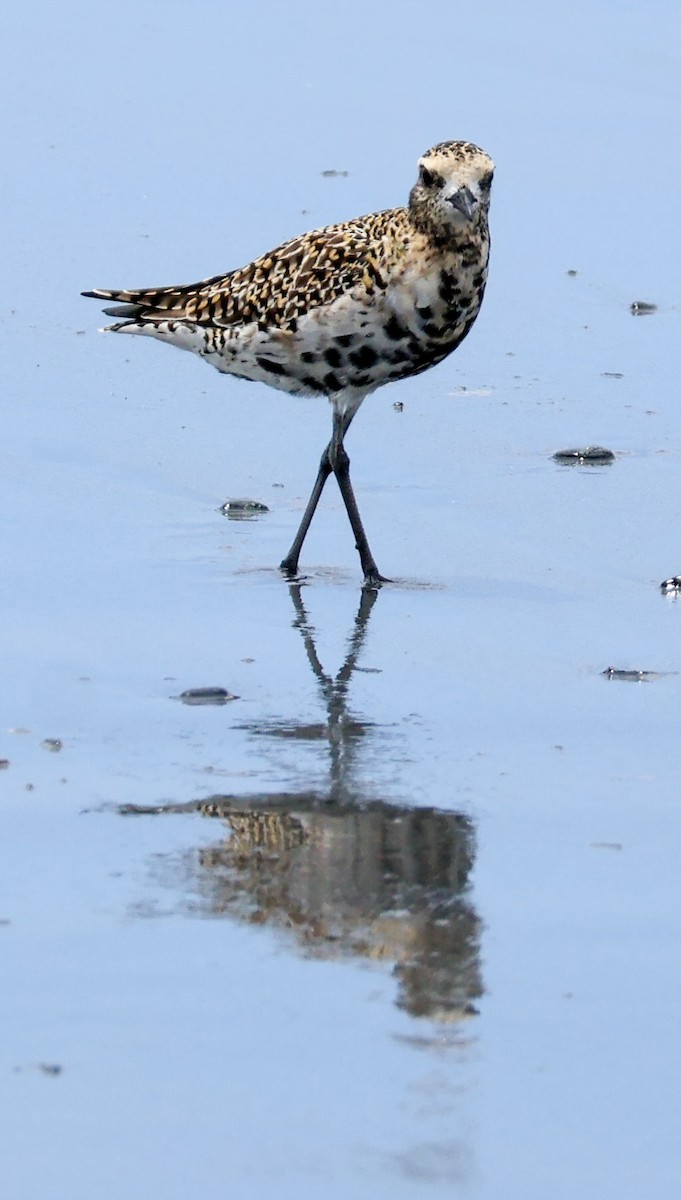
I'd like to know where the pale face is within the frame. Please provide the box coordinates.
[409,141,494,236]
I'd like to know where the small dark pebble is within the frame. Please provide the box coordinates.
[601,372,623,379]
[553,446,615,465]
[41,738,63,752]
[0,759,9,769]
[393,401,404,412]
[630,301,658,315]
[321,169,349,177]
[38,1063,63,1076]
[177,687,238,706]
[602,667,659,682]
[219,498,269,520]
[660,576,681,595]
[566,269,578,276]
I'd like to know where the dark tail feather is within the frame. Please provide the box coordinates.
[82,288,132,302]
[82,286,187,330]
[83,286,171,307]
[101,303,143,318]
[81,284,199,314]
[82,270,230,315]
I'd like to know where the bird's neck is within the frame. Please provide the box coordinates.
[407,208,485,252]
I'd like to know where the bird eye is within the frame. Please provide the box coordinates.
[419,165,435,187]
[479,172,493,190]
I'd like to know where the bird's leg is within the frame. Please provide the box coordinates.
[279,442,333,576]
[328,410,390,590]
[280,409,389,588]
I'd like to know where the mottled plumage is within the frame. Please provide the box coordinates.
[83,140,494,586]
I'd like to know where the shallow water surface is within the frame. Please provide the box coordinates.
[2,2,681,1197]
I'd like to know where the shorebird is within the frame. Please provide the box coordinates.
[83,140,494,587]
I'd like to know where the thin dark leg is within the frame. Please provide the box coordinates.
[279,442,333,575]
[280,408,389,588]
[329,450,388,588]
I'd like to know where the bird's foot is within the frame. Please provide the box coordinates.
[362,568,391,591]
[280,557,301,579]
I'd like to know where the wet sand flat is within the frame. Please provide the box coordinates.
[2,3,681,1197]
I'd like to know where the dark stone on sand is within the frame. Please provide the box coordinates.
[553,446,615,465]
[177,687,239,705]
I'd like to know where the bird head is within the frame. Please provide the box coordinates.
[409,141,494,239]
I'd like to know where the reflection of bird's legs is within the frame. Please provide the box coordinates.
[288,582,332,694]
[287,581,380,699]
[286,580,380,802]
[336,585,380,688]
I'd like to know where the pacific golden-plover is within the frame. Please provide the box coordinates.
[83,140,494,587]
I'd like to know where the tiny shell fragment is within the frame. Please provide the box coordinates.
[602,667,661,682]
[630,301,658,315]
[219,499,269,520]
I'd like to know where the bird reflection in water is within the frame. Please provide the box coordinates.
[124,584,482,1021]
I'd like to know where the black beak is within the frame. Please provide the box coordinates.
[447,185,477,220]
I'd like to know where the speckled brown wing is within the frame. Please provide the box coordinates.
[85,211,400,333]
